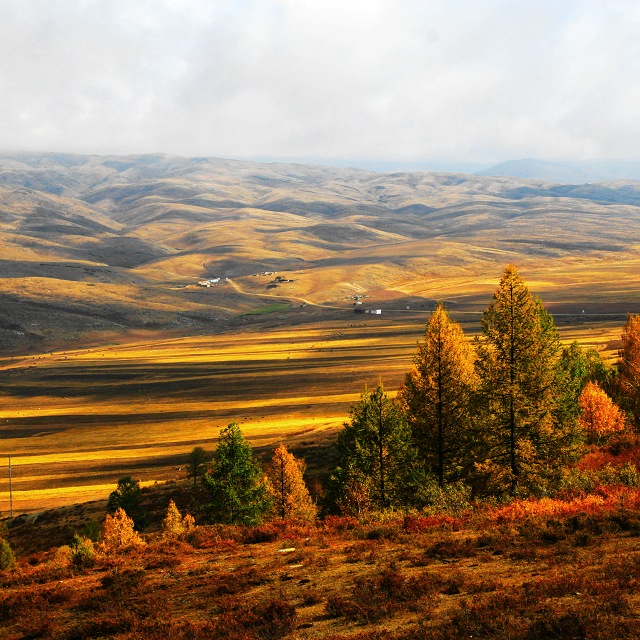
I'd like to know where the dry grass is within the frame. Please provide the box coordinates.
[2,488,640,639]
[0,312,622,513]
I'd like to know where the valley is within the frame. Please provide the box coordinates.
[0,152,639,512]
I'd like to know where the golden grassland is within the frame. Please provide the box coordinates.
[0,307,624,515]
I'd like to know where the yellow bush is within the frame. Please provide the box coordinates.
[98,507,145,554]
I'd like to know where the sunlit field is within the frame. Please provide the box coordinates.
[0,304,624,514]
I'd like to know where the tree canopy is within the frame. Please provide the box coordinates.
[399,303,477,486]
[475,264,569,495]
[203,422,271,525]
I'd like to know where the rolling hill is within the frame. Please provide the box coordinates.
[1,152,640,351]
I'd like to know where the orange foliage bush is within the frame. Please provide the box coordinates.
[485,486,640,524]
[402,514,464,533]
[98,507,145,554]
[578,382,626,444]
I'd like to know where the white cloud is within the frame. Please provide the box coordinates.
[0,0,638,162]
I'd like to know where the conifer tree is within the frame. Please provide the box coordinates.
[203,422,271,525]
[266,444,317,521]
[186,446,211,489]
[399,303,477,486]
[618,313,640,426]
[578,382,626,444]
[475,265,566,495]
[107,476,147,530]
[328,385,419,513]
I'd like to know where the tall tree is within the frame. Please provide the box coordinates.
[186,446,211,489]
[107,476,147,530]
[266,444,317,521]
[475,265,566,495]
[618,313,640,426]
[398,303,477,486]
[203,422,271,525]
[327,385,419,513]
[578,382,626,445]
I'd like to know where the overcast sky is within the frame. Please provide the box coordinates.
[0,0,639,163]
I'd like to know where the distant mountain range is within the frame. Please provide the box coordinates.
[1,151,640,350]
[477,159,640,183]
[245,157,640,183]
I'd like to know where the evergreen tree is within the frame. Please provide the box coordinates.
[618,313,640,426]
[398,303,477,486]
[203,422,271,525]
[186,446,211,489]
[107,476,147,530]
[266,444,317,521]
[327,385,420,513]
[475,265,567,495]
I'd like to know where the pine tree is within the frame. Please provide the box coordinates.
[266,444,317,521]
[327,385,419,513]
[578,382,626,444]
[475,265,566,495]
[398,303,476,486]
[618,313,640,426]
[203,422,271,525]
[186,446,210,489]
[107,476,147,530]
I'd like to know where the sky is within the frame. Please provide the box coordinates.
[1,0,639,164]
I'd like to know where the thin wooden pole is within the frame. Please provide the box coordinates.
[8,455,13,518]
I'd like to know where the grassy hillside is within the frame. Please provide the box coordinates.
[2,477,640,639]
[1,153,640,352]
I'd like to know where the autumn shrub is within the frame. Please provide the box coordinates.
[326,568,436,623]
[209,565,273,597]
[415,480,473,516]
[243,522,280,544]
[98,507,145,554]
[403,514,464,533]
[100,566,145,595]
[0,537,15,570]
[70,534,96,570]
[211,598,297,639]
[162,499,196,539]
[422,535,477,560]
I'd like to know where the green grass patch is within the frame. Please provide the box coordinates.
[242,303,291,316]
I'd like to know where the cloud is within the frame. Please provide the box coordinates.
[0,0,638,162]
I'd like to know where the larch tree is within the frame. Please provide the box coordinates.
[266,444,317,521]
[327,385,419,513]
[618,313,640,426]
[578,381,626,445]
[203,422,271,525]
[398,303,477,486]
[475,265,567,495]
